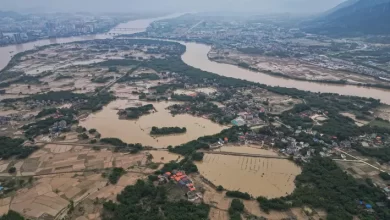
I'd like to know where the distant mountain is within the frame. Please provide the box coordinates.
[304,0,390,36]
[321,0,359,17]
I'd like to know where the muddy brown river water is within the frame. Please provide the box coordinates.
[196,145,301,198]
[1,14,390,103]
[79,100,227,148]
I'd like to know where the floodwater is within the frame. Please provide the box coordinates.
[196,153,301,198]
[0,14,390,103]
[0,13,182,71]
[216,145,279,155]
[181,42,390,104]
[79,100,227,148]
[147,151,182,163]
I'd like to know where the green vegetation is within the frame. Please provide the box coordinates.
[89,128,97,134]
[119,104,154,119]
[229,199,244,220]
[158,157,198,174]
[77,133,89,140]
[217,185,224,191]
[96,59,140,67]
[100,138,143,153]
[117,73,160,83]
[102,179,210,220]
[22,116,74,137]
[379,172,390,181]
[191,152,204,161]
[54,74,72,81]
[150,126,186,135]
[257,197,290,213]
[355,146,390,163]
[35,107,77,118]
[108,167,125,184]
[91,76,114,83]
[150,83,184,94]
[169,126,249,156]
[0,210,25,220]
[8,167,16,174]
[78,91,116,112]
[369,119,390,129]
[226,190,251,200]
[0,136,38,159]
[257,157,390,220]
[148,175,159,182]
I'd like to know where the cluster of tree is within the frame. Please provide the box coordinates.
[355,145,390,163]
[150,126,186,135]
[0,136,38,159]
[108,167,125,184]
[77,133,89,140]
[121,104,154,119]
[258,157,390,220]
[30,91,88,102]
[77,91,116,112]
[229,199,245,220]
[117,73,160,83]
[102,179,209,220]
[0,210,25,220]
[54,74,73,81]
[100,138,144,154]
[22,116,75,137]
[379,172,390,181]
[35,107,77,119]
[149,83,184,94]
[96,59,140,67]
[169,126,249,156]
[91,76,114,83]
[191,152,204,161]
[157,157,198,175]
[226,190,251,200]
[256,196,290,214]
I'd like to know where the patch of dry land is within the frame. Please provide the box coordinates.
[196,148,301,198]
[0,144,153,219]
[79,100,227,148]
[209,48,390,86]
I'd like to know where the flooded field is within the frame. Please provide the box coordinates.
[217,145,279,155]
[147,150,181,163]
[80,100,227,148]
[196,153,301,198]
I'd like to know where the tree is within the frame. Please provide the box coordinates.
[8,167,16,174]
[217,185,224,192]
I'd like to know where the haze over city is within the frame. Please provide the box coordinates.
[1,0,390,219]
[2,0,345,14]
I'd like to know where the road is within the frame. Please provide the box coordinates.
[335,148,384,172]
[185,20,204,34]
[200,150,288,159]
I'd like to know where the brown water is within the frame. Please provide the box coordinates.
[1,15,390,103]
[216,145,279,155]
[181,42,390,104]
[79,100,227,148]
[0,13,181,71]
[196,153,301,198]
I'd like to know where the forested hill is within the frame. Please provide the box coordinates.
[304,0,390,36]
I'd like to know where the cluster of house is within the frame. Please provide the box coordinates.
[159,170,196,192]
[0,113,35,125]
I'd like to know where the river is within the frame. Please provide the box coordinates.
[1,14,390,104]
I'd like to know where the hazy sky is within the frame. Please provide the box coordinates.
[1,0,346,14]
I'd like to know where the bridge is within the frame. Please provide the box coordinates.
[110,28,145,31]
[200,150,289,159]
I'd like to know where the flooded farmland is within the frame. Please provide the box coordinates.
[196,153,301,198]
[80,100,227,148]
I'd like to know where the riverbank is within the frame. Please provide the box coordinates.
[209,55,390,91]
